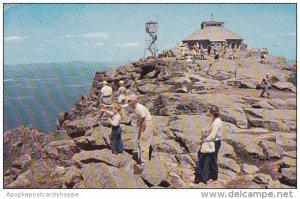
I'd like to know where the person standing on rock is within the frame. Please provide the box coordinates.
[118,80,126,94]
[100,81,113,105]
[206,105,222,184]
[207,44,211,56]
[194,105,222,184]
[128,94,153,168]
[259,73,272,98]
[101,104,124,154]
[200,48,205,60]
[117,80,127,101]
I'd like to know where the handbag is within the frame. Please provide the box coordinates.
[200,141,215,153]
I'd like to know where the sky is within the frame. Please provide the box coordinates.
[4,4,297,65]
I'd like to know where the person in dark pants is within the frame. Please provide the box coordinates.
[194,125,215,184]
[194,153,212,184]
[205,105,223,184]
[210,139,221,181]
[101,104,124,154]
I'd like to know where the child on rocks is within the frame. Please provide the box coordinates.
[101,104,124,154]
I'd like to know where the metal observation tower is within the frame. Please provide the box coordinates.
[144,21,158,58]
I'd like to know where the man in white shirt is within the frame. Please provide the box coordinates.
[128,94,153,167]
[100,81,113,105]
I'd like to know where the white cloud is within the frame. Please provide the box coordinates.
[4,36,26,42]
[286,31,296,37]
[62,32,110,39]
[115,42,140,48]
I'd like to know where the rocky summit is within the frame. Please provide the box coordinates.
[4,52,296,188]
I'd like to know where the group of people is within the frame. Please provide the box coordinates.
[97,80,154,170]
[96,80,225,182]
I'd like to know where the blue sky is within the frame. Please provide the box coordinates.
[4,4,296,65]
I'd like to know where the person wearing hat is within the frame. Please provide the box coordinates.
[259,73,272,97]
[117,80,127,97]
[128,94,153,168]
[100,80,113,105]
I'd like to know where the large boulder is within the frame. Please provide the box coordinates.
[5,158,61,188]
[224,134,266,159]
[169,115,208,153]
[11,154,32,171]
[73,136,108,150]
[64,167,83,188]
[248,118,290,132]
[267,98,296,110]
[239,80,257,89]
[253,173,282,188]
[81,163,147,188]
[41,140,79,161]
[258,140,284,159]
[246,109,296,131]
[280,156,296,168]
[137,82,158,94]
[4,127,55,169]
[141,157,169,186]
[218,156,241,173]
[63,115,99,138]
[151,136,184,154]
[219,141,237,159]
[273,81,296,93]
[175,154,196,168]
[72,149,132,168]
[276,135,297,151]
[280,167,296,186]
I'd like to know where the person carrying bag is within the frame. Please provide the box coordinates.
[194,105,222,184]
[194,129,215,184]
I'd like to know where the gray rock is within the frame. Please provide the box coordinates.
[175,154,196,168]
[141,157,169,186]
[276,135,297,151]
[253,173,281,188]
[219,141,237,159]
[81,163,147,188]
[218,156,241,173]
[259,140,283,159]
[224,134,266,159]
[252,101,275,109]
[137,83,157,94]
[282,150,296,159]
[64,167,83,188]
[273,81,296,93]
[242,164,259,174]
[281,167,296,186]
[248,118,290,132]
[268,98,296,110]
[152,136,184,154]
[280,156,296,168]
[41,140,79,161]
[63,116,98,138]
[72,149,132,168]
[73,136,107,150]
[240,80,256,89]
[168,172,185,187]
